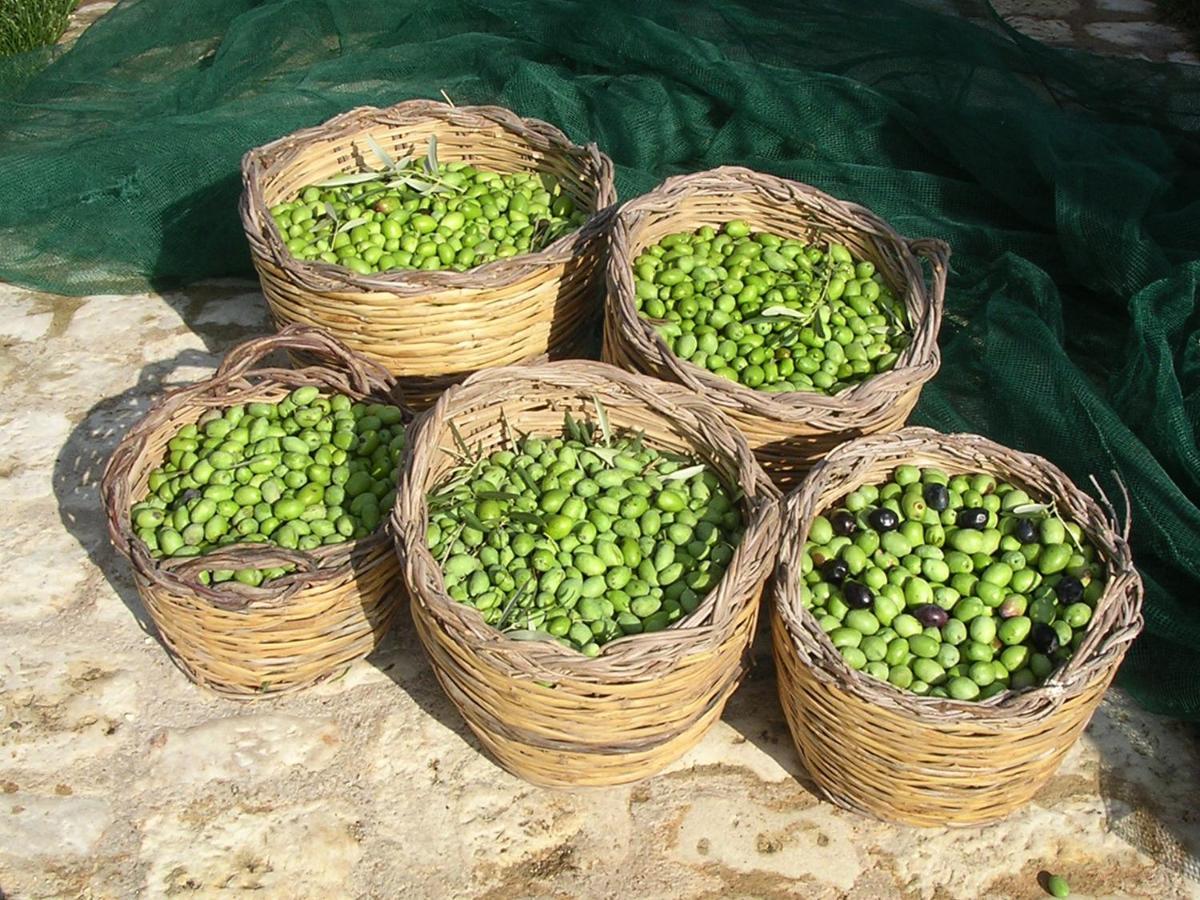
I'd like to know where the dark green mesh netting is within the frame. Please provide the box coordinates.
[1,0,1198,718]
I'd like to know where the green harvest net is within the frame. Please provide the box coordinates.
[1,0,1198,718]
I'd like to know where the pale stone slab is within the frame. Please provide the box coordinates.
[990,0,1079,18]
[1084,20,1192,52]
[138,801,361,897]
[0,794,112,861]
[1006,16,1075,44]
[1095,0,1156,13]
[146,714,342,786]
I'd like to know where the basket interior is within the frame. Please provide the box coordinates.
[259,117,605,217]
[783,437,1132,702]
[125,383,290,505]
[119,372,400,556]
[424,390,746,515]
[414,382,765,633]
[621,186,923,340]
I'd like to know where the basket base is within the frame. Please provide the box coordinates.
[449,677,734,788]
[409,582,762,788]
[770,604,1114,827]
[141,554,404,699]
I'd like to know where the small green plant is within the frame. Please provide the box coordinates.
[0,0,78,57]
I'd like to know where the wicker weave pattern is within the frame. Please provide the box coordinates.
[241,100,617,407]
[394,361,782,786]
[771,426,1144,826]
[603,166,949,485]
[100,326,412,697]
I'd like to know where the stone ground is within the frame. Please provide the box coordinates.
[2,2,1200,899]
[986,0,1198,63]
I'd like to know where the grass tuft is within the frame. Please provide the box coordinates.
[0,0,78,57]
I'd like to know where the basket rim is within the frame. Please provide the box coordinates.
[240,98,618,296]
[392,359,783,684]
[773,425,1145,723]
[99,325,413,613]
[605,164,949,423]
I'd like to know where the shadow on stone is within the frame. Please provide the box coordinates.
[53,346,218,635]
[52,284,269,640]
[722,619,823,797]
[369,599,486,753]
[1093,694,1200,883]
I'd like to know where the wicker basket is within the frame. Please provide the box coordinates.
[393,361,781,786]
[772,426,1144,826]
[100,326,412,697]
[241,99,617,407]
[603,166,949,487]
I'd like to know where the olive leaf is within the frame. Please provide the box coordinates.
[461,509,492,532]
[447,421,477,462]
[499,408,519,452]
[661,463,706,482]
[586,446,622,467]
[510,465,538,492]
[593,396,613,447]
[1011,502,1051,516]
[475,490,521,502]
[426,133,439,176]
[759,305,810,319]
[564,411,591,445]
[395,175,436,193]
[312,170,384,187]
[529,218,552,249]
[335,216,369,236]
[495,579,533,630]
[364,133,398,171]
[502,628,559,643]
[509,511,546,528]
[437,522,466,564]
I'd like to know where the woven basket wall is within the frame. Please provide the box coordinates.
[393,361,782,786]
[101,326,411,697]
[772,426,1144,826]
[603,166,949,487]
[241,99,617,408]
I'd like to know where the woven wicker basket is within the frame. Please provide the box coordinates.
[241,99,617,407]
[394,361,782,786]
[101,326,411,697]
[772,426,1144,826]
[603,166,949,487]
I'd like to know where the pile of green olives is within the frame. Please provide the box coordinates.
[801,465,1106,700]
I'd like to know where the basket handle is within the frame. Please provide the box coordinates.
[213,323,390,398]
[156,545,321,610]
[907,237,951,301]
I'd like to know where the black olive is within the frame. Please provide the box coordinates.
[923,482,950,512]
[1014,518,1038,544]
[1055,575,1084,605]
[1031,622,1060,654]
[820,558,849,585]
[830,510,858,537]
[179,488,201,504]
[956,507,989,530]
[912,603,949,628]
[842,581,873,609]
[867,507,899,532]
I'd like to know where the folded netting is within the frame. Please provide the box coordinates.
[1,0,1198,718]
